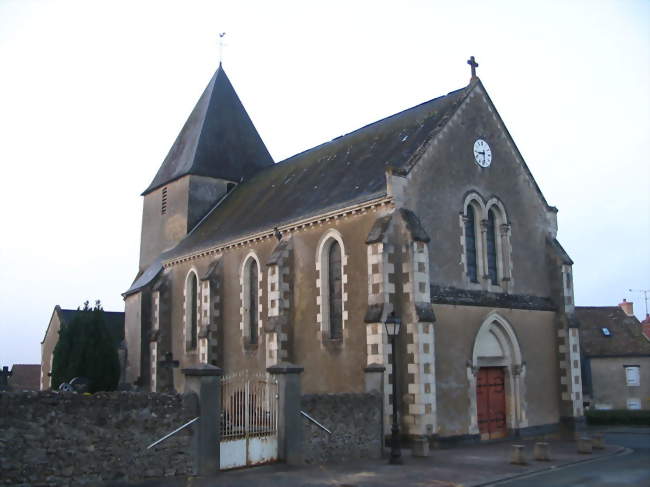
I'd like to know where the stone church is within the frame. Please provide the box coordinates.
[124,59,584,442]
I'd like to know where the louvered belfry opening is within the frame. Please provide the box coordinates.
[161,187,168,215]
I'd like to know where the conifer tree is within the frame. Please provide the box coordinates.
[51,300,120,392]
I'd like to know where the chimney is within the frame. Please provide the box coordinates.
[619,299,634,317]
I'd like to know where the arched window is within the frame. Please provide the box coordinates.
[186,271,198,350]
[465,205,478,283]
[241,254,261,346]
[248,259,259,344]
[486,209,498,285]
[316,230,347,342]
[328,240,342,339]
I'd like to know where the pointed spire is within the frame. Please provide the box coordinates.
[143,65,273,195]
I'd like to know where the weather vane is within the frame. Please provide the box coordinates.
[218,32,227,64]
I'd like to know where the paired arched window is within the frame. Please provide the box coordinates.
[465,205,479,283]
[185,270,199,350]
[463,194,511,288]
[242,254,260,345]
[486,209,498,285]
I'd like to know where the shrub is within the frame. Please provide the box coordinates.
[585,409,650,426]
[51,301,120,393]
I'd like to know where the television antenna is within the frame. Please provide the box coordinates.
[629,289,649,318]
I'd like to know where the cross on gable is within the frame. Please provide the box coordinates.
[159,352,179,369]
[467,56,479,79]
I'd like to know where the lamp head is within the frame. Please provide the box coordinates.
[384,311,401,337]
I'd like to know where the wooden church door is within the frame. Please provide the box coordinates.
[477,367,507,439]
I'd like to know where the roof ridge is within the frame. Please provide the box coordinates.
[273,85,469,168]
[401,83,475,174]
[576,306,622,310]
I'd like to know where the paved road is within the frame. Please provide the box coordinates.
[489,428,650,487]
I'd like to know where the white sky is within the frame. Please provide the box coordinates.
[1,0,648,366]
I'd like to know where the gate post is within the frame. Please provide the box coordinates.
[365,363,386,458]
[268,362,304,466]
[183,364,223,476]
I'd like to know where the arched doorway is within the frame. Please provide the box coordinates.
[467,313,527,439]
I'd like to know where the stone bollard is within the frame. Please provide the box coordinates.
[412,437,429,457]
[592,433,605,450]
[577,436,593,454]
[510,444,527,465]
[533,442,551,461]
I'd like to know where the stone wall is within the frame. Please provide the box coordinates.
[301,392,382,464]
[0,391,197,486]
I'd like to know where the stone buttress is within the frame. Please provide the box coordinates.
[266,238,292,367]
[199,259,222,366]
[547,237,584,433]
[365,212,395,431]
[395,209,437,437]
[150,274,173,392]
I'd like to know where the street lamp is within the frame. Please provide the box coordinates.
[384,311,402,464]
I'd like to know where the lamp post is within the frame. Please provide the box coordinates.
[384,311,402,464]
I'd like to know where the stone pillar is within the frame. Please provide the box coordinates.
[365,363,385,393]
[365,363,386,457]
[268,362,304,466]
[182,364,223,476]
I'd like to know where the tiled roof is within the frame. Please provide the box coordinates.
[576,306,650,356]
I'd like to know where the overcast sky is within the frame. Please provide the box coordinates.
[1,0,648,366]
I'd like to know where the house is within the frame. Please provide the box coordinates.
[40,305,126,390]
[577,300,650,410]
[6,364,40,391]
[123,59,584,442]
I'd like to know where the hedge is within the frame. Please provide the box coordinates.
[586,409,650,425]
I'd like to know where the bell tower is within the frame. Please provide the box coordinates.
[138,64,273,271]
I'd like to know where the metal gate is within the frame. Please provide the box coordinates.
[220,371,279,469]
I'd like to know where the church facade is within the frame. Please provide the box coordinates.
[124,61,584,441]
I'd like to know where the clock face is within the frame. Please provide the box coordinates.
[473,139,492,167]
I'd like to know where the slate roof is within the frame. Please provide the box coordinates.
[58,308,125,348]
[8,364,40,391]
[162,85,469,261]
[576,306,650,357]
[548,237,574,265]
[125,82,470,295]
[143,65,273,195]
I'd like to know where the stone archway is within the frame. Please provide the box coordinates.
[466,313,527,438]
